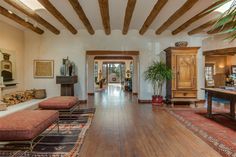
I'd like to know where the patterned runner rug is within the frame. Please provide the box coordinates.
[167,108,236,157]
[0,108,96,157]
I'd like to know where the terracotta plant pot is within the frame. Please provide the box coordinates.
[152,95,163,105]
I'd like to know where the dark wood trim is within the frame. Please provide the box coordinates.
[88,93,95,96]
[172,0,230,35]
[38,0,77,34]
[133,93,138,95]
[123,0,136,35]
[138,99,152,103]
[4,0,59,34]
[165,47,200,51]
[94,56,133,60]
[102,61,125,64]
[0,6,44,34]
[139,0,168,35]
[79,100,87,104]
[156,0,198,35]
[197,99,205,103]
[203,47,236,56]
[98,0,110,35]
[86,51,139,56]
[68,0,94,35]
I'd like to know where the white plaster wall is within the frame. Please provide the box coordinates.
[0,21,25,95]
[24,29,205,100]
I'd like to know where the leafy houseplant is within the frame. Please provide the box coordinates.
[209,0,236,41]
[144,61,172,105]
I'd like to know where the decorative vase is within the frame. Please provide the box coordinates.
[175,41,188,47]
[152,95,158,105]
[152,95,163,105]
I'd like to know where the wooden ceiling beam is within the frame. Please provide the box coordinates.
[4,0,59,34]
[172,0,231,35]
[38,0,77,34]
[0,6,44,34]
[68,0,94,35]
[98,0,110,35]
[139,0,168,35]
[207,21,234,34]
[155,0,199,35]
[188,20,216,35]
[122,0,136,35]
[203,47,236,56]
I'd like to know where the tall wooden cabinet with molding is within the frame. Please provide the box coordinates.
[165,47,199,100]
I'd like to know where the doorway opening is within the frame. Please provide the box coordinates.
[94,61,133,92]
[86,51,139,98]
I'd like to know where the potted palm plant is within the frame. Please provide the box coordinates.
[144,61,172,105]
[208,0,236,41]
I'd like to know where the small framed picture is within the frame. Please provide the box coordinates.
[231,65,236,74]
[34,60,54,78]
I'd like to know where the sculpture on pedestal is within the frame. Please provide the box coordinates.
[60,57,76,76]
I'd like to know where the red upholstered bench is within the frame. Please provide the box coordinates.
[39,96,79,115]
[0,110,59,151]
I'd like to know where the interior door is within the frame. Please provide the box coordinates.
[176,55,195,89]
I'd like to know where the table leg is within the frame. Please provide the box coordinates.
[230,99,236,119]
[207,94,212,118]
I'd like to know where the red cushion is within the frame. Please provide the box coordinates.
[0,110,59,141]
[39,96,78,109]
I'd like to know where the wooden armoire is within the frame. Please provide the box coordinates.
[165,47,199,100]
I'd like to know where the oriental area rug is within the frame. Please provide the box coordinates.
[0,108,95,157]
[167,108,236,157]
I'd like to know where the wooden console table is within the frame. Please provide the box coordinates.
[202,88,236,120]
[56,76,78,96]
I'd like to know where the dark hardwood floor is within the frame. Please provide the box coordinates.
[79,84,221,157]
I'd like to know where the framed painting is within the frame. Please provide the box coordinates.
[231,65,236,74]
[34,60,54,78]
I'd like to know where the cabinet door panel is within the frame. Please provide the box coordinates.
[176,55,195,89]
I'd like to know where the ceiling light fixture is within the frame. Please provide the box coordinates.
[8,10,13,14]
[19,0,45,11]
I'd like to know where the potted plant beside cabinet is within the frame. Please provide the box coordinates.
[144,61,172,105]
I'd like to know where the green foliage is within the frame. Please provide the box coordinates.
[211,0,236,41]
[144,61,172,95]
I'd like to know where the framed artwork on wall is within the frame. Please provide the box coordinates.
[231,65,236,74]
[34,60,54,78]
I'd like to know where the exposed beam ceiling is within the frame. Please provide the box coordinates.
[188,20,216,35]
[38,0,77,34]
[172,0,230,35]
[98,0,110,35]
[203,47,236,56]
[155,0,198,35]
[0,5,44,34]
[4,0,59,34]
[139,0,168,35]
[122,0,136,35]
[68,0,94,35]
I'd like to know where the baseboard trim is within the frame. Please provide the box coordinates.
[138,99,152,103]
[88,93,94,96]
[133,93,138,95]
[79,100,87,104]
